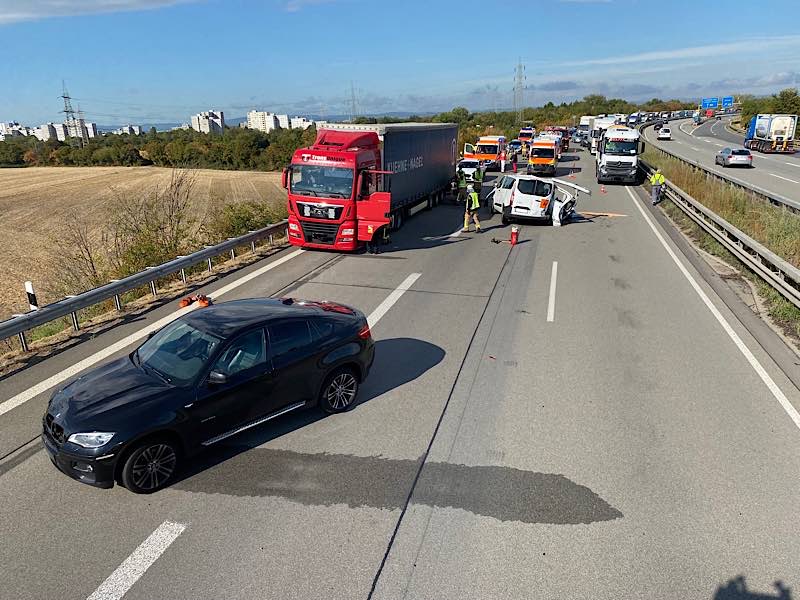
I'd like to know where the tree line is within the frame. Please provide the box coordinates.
[0,125,318,170]
[3,91,797,170]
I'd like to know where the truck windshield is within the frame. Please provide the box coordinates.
[603,140,638,155]
[476,145,498,154]
[531,148,555,158]
[291,165,354,198]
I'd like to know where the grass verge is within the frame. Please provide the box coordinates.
[660,198,800,344]
[643,147,800,268]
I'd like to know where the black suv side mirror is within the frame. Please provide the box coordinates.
[208,371,227,386]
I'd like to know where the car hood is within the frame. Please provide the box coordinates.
[49,356,174,425]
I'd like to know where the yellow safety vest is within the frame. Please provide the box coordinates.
[650,172,665,185]
[468,192,480,210]
[457,172,467,188]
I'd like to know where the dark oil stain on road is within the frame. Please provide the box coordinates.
[174,448,622,525]
[611,277,631,290]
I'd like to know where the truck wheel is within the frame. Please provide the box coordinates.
[391,210,404,231]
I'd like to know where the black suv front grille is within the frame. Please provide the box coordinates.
[45,413,65,445]
[301,221,340,245]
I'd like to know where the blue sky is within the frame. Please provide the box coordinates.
[1,0,798,125]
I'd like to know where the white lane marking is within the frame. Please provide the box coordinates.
[625,187,800,431]
[690,146,701,152]
[449,226,464,238]
[546,261,558,323]
[87,521,186,600]
[367,272,421,328]
[769,173,800,184]
[711,120,720,135]
[713,143,725,147]
[0,249,305,418]
[785,162,800,168]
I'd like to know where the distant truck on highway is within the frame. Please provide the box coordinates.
[518,127,535,147]
[590,116,616,155]
[284,122,457,251]
[596,125,642,184]
[744,114,797,154]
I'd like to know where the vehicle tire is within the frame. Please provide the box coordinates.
[319,367,359,413]
[391,210,404,231]
[426,195,433,211]
[501,214,510,225]
[120,438,179,494]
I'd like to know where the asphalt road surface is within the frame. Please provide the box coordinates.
[644,117,800,202]
[2,146,799,600]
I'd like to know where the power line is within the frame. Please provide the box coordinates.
[61,81,84,148]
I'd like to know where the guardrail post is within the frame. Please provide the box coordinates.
[250,240,256,253]
[269,234,274,246]
[70,311,80,331]
[180,268,187,284]
[149,280,157,297]
[207,257,213,272]
[18,331,29,352]
[230,248,236,260]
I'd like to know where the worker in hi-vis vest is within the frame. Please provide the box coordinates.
[463,184,482,233]
[650,168,665,205]
[472,165,484,205]
[456,168,467,202]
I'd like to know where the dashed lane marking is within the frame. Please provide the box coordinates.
[87,521,187,600]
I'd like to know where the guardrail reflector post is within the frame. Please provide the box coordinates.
[269,234,274,246]
[251,241,256,253]
[18,331,29,352]
[25,281,38,311]
[114,294,122,311]
[230,248,236,260]
[70,311,80,332]
[150,280,157,297]
[180,268,187,284]
[207,258,213,272]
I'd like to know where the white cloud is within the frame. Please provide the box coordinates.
[0,0,194,24]
[561,35,800,67]
[284,0,338,12]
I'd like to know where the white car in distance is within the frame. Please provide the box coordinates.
[657,127,672,140]
[456,159,482,182]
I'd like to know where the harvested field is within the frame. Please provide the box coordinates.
[0,166,285,320]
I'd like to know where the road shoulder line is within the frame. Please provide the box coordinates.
[625,186,800,431]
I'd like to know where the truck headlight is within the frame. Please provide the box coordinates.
[289,223,299,231]
[67,432,115,448]
[341,228,354,236]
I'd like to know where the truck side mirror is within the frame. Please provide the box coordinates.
[640,141,646,153]
[281,167,289,190]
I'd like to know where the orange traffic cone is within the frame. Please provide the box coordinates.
[568,168,576,179]
[510,225,519,246]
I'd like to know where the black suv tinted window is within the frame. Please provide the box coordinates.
[212,329,265,378]
[268,320,312,358]
[310,319,335,343]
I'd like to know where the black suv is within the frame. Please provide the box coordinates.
[42,298,374,493]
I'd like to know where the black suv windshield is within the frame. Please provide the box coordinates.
[291,165,354,199]
[137,320,222,386]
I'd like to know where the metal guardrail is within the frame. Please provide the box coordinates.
[639,160,800,310]
[640,120,800,213]
[1,221,289,350]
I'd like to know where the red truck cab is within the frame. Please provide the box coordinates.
[284,129,390,251]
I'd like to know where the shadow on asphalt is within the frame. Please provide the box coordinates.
[171,337,445,485]
[713,576,792,600]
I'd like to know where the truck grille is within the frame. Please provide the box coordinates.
[300,221,340,245]
[296,203,343,220]
[45,413,65,445]
[605,161,635,173]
